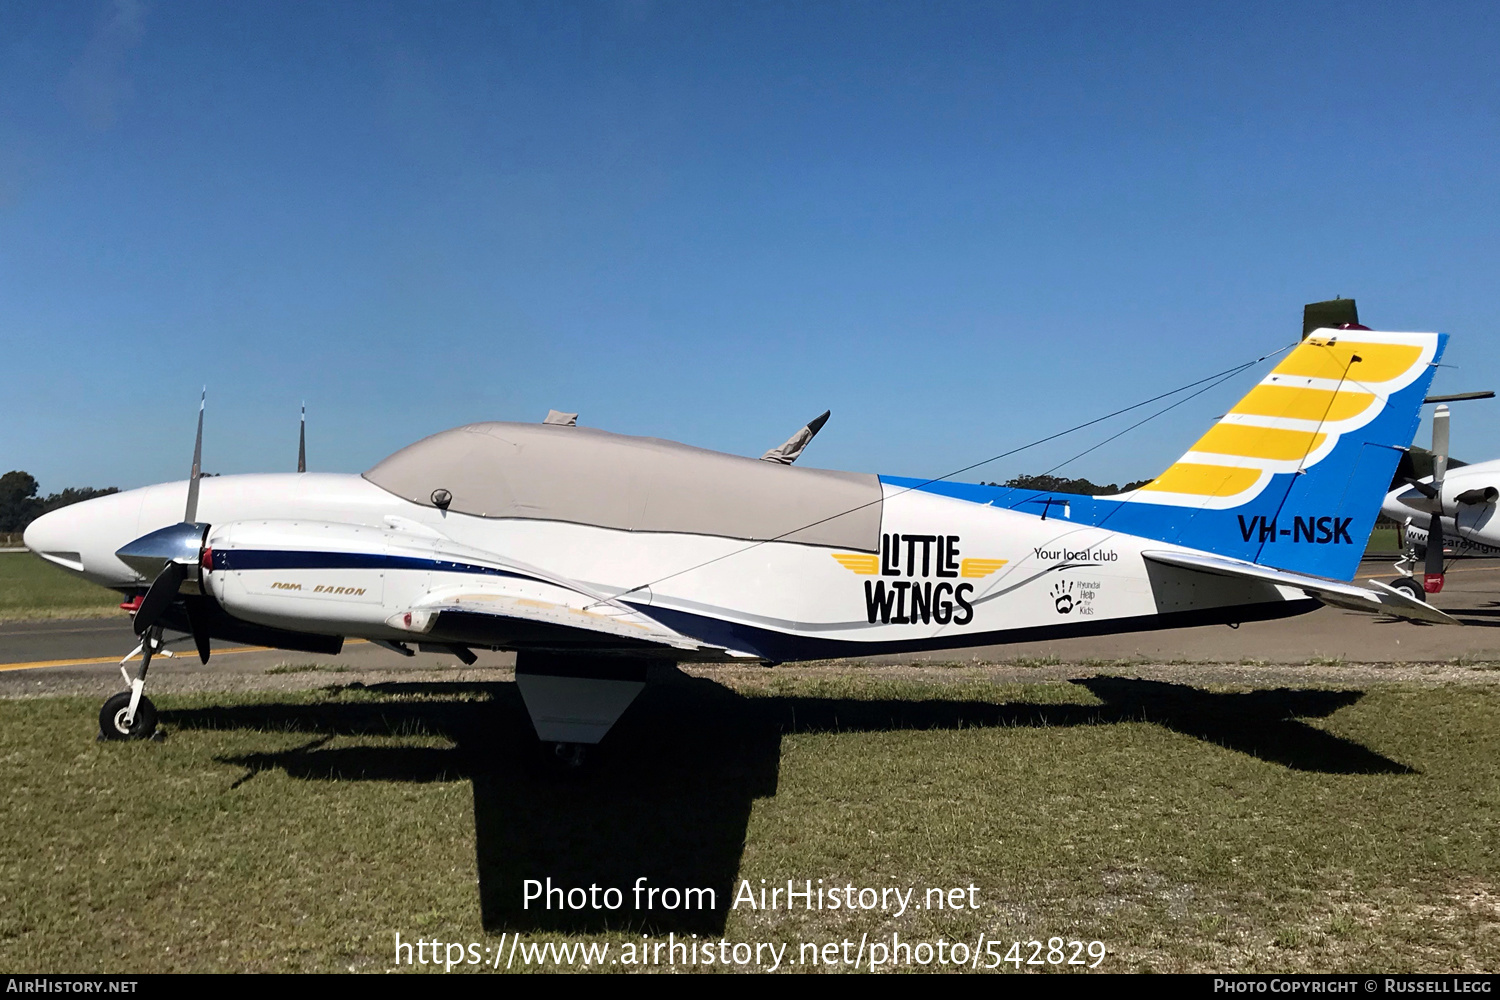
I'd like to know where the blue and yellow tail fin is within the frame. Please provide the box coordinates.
[1109,329,1444,578]
[883,330,1445,581]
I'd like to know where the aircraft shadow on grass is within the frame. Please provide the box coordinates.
[160,672,1412,936]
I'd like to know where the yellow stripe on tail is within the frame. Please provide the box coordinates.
[1124,332,1437,509]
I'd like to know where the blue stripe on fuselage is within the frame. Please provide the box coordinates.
[211,548,535,582]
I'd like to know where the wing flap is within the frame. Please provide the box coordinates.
[388,588,760,660]
[1141,549,1461,627]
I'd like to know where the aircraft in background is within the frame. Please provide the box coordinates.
[1381,392,1500,599]
[25,328,1454,756]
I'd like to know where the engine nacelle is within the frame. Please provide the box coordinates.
[203,519,519,640]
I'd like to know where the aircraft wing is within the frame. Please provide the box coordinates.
[322,520,761,660]
[386,584,761,660]
[1141,549,1461,626]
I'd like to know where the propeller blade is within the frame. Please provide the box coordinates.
[185,389,205,523]
[133,561,187,636]
[298,403,306,473]
[184,601,212,664]
[1431,403,1450,491]
[1425,513,1445,578]
[1404,478,1438,498]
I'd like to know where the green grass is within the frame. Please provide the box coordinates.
[1004,655,1062,668]
[0,551,123,622]
[1366,527,1402,555]
[0,674,1495,973]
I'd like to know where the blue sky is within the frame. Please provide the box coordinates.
[4,1,1498,493]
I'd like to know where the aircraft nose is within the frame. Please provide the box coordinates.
[23,490,145,586]
[23,506,86,572]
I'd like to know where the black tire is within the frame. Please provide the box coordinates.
[1389,577,1426,603]
[99,691,157,741]
[529,741,591,779]
[552,742,587,768]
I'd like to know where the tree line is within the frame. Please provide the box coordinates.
[0,471,117,533]
[990,473,1154,495]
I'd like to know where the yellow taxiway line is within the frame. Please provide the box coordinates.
[0,646,265,672]
[0,639,370,673]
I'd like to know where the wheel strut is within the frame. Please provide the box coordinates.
[100,626,163,740]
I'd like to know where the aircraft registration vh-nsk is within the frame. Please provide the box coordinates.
[24,329,1458,757]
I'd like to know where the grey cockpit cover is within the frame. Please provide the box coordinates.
[363,422,882,551]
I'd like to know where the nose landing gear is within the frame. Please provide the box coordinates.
[99,626,169,741]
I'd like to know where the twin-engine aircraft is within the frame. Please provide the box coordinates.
[25,330,1455,754]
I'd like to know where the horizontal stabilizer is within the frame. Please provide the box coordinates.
[1142,549,1460,626]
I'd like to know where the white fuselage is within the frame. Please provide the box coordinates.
[25,472,1313,661]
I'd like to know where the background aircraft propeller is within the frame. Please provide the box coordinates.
[1424,404,1450,591]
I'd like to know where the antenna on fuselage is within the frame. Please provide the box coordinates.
[762,410,831,465]
[298,403,306,473]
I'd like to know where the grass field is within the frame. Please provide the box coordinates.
[0,551,123,622]
[0,672,1494,973]
[1366,527,1401,554]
